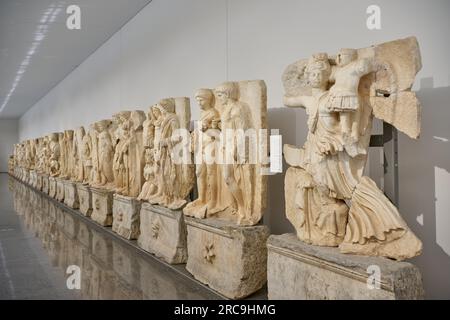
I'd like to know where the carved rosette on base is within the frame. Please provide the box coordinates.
[267,234,424,300]
[185,217,269,299]
[42,174,50,194]
[77,183,92,217]
[63,180,79,209]
[90,187,114,226]
[138,203,187,264]
[55,177,65,202]
[112,194,141,240]
[48,176,57,198]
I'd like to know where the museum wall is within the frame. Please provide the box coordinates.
[0,119,18,172]
[17,0,450,298]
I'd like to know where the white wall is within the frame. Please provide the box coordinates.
[18,0,450,298]
[0,119,18,172]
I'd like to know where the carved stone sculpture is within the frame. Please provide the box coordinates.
[60,130,75,179]
[112,110,145,197]
[72,127,85,182]
[183,81,268,226]
[142,98,194,210]
[91,120,115,189]
[282,37,422,260]
[82,125,95,184]
[48,133,61,177]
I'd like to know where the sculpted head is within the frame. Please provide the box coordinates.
[131,110,146,131]
[195,88,215,111]
[49,133,59,142]
[336,48,357,67]
[65,130,74,140]
[214,82,239,105]
[157,98,176,114]
[305,53,331,89]
[95,120,111,132]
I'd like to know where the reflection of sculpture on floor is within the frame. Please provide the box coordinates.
[282,37,422,260]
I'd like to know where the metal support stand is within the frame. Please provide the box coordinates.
[369,122,399,206]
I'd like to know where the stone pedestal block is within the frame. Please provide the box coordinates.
[42,175,50,194]
[29,171,37,188]
[23,169,30,184]
[185,217,269,299]
[267,233,425,300]
[55,178,65,202]
[91,187,114,226]
[77,183,92,217]
[138,203,187,264]
[63,180,79,209]
[112,194,141,240]
[36,173,43,191]
[48,177,57,198]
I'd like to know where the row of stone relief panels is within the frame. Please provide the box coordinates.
[9,37,425,299]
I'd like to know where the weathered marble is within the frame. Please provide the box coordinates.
[36,173,43,191]
[63,180,79,209]
[77,183,92,216]
[282,37,423,260]
[42,174,50,194]
[267,233,424,300]
[138,203,187,264]
[91,187,114,226]
[29,170,37,188]
[185,217,269,299]
[184,80,268,226]
[112,194,141,240]
[48,176,57,198]
[55,177,65,202]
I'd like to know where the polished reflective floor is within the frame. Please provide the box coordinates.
[0,174,223,299]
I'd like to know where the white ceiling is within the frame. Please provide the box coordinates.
[0,0,152,119]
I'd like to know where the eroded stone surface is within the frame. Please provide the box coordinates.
[185,217,269,299]
[48,177,57,198]
[282,37,423,260]
[36,173,43,191]
[112,194,141,240]
[77,183,92,217]
[138,203,187,264]
[55,178,65,202]
[183,80,268,226]
[42,174,49,194]
[267,233,424,300]
[91,187,114,226]
[64,180,79,209]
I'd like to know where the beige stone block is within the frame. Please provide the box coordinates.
[91,187,114,226]
[63,180,79,209]
[36,173,43,191]
[42,174,49,194]
[48,177,57,198]
[77,183,92,217]
[267,234,424,300]
[138,203,187,264]
[185,217,269,299]
[55,178,65,202]
[112,194,141,240]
